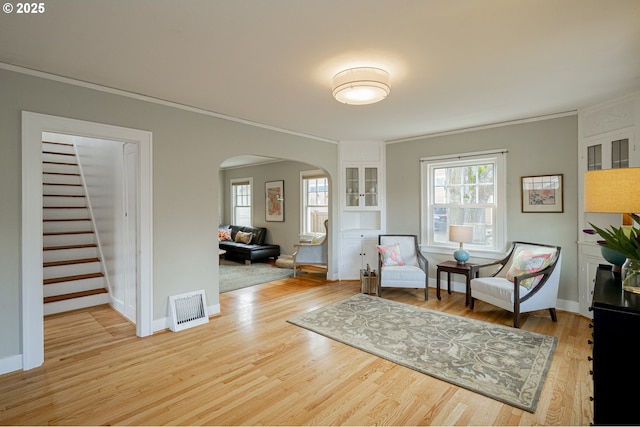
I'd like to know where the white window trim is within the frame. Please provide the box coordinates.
[420,149,507,256]
[230,177,253,226]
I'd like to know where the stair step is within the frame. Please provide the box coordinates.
[44,218,91,222]
[43,182,82,187]
[44,257,100,268]
[43,195,87,207]
[43,207,90,220]
[43,245,99,263]
[44,272,104,285]
[44,230,93,236]
[42,163,80,175]
[43,171,81,176]
[44,275,105,297]
[44,243,97,251]
[43,292,109,316]
[44,232,95,247]
[42,150,75,157]
[43,160,78,166]
[44,288,108,304]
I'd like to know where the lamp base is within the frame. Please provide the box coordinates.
[453,247,470,264]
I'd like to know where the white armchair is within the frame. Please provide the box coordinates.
[377,234,429,300]
[292,220,328,277]
[470,241,562,328]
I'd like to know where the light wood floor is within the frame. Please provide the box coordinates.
[0,268,594,425]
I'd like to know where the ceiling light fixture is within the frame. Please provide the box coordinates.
[332,67,390,105]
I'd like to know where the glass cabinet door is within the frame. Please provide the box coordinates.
[345,167,359,207]
[587,138,629,170]
[363,167,378,207]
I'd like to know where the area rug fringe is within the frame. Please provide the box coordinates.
[287,293,556,413]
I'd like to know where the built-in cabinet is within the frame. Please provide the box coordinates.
[339,141,385,279]
[344,164,379,209]
[577,92,640,318]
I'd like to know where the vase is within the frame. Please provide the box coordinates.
[622,258,640,294]
[600,246,626,273]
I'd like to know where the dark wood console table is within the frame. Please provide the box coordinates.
[591,264,640,425]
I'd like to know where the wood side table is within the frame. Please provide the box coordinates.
[436,260,480,306]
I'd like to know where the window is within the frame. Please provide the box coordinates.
[231,178,252,226]
[301,171,329,234]
[420,150,506,253]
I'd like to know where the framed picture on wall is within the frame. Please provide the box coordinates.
[265,180,284,221]
[521,174,564,213]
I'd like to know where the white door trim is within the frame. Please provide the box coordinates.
[21,111,154,370]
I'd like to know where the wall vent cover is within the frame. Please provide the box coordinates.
[169,290,208,332]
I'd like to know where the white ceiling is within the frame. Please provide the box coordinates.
[1,0,639,147]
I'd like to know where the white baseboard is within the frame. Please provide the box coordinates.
[0,354,23,375]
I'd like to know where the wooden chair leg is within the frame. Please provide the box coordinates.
[549,307,558,322]
[424,286,428,300]
[469,297,475,309]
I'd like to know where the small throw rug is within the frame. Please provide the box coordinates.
[219,259,296,293]
[287,293,556,412]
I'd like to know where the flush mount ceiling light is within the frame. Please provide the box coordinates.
[332,67,390,105]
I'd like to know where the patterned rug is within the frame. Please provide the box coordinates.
[287,294,556,412]
[219,259,296,293]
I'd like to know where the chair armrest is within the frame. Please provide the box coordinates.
[416,250,428,272]
[511,261,558,301]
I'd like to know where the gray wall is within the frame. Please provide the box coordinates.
[0,68,337,362]
[385,115,578,303]
[221,160,331,257]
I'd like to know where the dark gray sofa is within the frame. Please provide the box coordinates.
[219,225,280,264]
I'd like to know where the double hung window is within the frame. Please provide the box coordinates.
[421,151,506,253]
[231,178,252,226]
[301,171,329,234]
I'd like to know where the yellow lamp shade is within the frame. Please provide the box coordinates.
[584,168,640,213]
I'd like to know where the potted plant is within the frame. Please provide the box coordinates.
[584,213,640,293]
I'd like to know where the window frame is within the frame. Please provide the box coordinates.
[230,177,253,226]
[420,150,507,255]
[300,169,329,235]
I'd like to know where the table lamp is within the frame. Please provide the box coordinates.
[584,168,640,214]
[584,168,640,275]
[449,225,474,264]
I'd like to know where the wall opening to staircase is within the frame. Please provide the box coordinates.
[21,112,153,370]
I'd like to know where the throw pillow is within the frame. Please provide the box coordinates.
[218,228,232,241]
[376,243,405,267]
[506,250,552,289]
[235,230,253,244]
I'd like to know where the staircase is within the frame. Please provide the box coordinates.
[42,141,109,316]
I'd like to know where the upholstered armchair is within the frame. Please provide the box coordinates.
[470,241,562,328]
[292,219,328,277]
[377,234,429,300]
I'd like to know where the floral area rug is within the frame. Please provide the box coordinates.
[287,293,556,412]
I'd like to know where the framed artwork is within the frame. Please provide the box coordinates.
[521,174,564,213]
[265,180,284,221]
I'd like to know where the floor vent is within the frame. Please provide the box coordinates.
[169,290,209,332]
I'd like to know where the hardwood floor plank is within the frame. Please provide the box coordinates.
[0,276,594,425]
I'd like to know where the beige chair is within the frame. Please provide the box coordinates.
[293,219,328,277]
[377,234,429,300]
[470,241,562,328]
